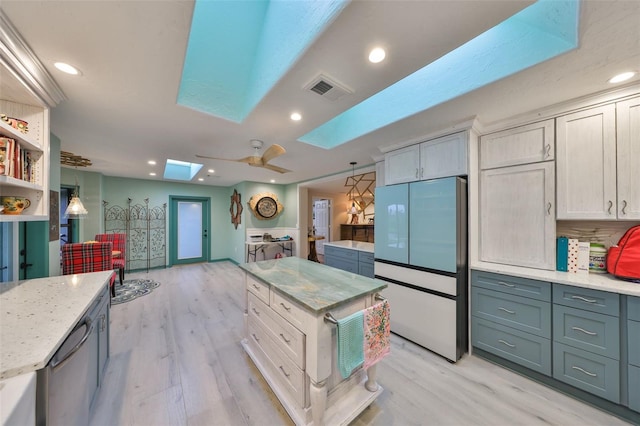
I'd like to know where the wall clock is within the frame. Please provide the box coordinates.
[230,189,243,229]
[248,192,284,220]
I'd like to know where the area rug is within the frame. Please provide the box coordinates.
[112,278,160,305]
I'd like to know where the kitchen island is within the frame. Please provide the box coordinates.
[239,257,386,426]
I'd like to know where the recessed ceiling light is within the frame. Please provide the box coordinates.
[270,179,276,183]
[368,47,386,64]
[208,169,214,173]
[148,160,156,165]
[198,178,204,181]
[608,71,636,83]
[149,172,156,176]
[54,62,81,75]
[290,112,302,121]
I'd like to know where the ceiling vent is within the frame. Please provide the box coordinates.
[304,74,353,101]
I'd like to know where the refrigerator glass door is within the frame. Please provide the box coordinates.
[374,185,409,264]
[409,177,458,272]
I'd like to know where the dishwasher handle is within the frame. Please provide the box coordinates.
[50,317,93,371]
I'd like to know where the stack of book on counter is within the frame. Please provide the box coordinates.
[556,237,592,274]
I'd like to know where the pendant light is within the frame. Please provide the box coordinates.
[64,177,88,218]
[348,162,360,224]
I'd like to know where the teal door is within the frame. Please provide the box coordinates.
[374,184,409,264]
[409,177,460,272]
[19,221,49,279]
[169,196,210,265]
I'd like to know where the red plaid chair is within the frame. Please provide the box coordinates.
[95,233,126,286]
[62,242,116,297]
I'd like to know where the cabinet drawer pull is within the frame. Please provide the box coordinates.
[252,307,261,316]
[498,307,516,314]
[571,326,597,336]
[420,167,424,178]
[415,168,419,179]
[252,333,260,342]
[498,339,516,348]
[622,200,627,215]
[572,365,596,377]
[547,202,552,215]
[607,200,613,214]
[279,333,291,343]
[497,281,515,288]
[280,302,292,312]
[571,295,597,304]
[544,144,551,158]
[252,283,261,291]
[279,365,290,378]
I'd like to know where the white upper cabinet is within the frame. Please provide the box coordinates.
[480,161,556,270]
[556,104,618,220]
[385,131,468,185]
[616,96,640,220]
[420,132,467,180]
[480,119,554,169]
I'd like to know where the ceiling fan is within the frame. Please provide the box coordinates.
[196,139,292,174]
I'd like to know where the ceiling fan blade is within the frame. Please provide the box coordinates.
[195,154,256,164]
[261,144,286,164]
[261,163,292,174]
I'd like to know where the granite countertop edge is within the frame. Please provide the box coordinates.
[471,261,640,297]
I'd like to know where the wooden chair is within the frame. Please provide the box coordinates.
[62,242,116,296]
[95,233,126,286]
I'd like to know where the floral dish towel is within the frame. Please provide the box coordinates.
[363,299,390,370]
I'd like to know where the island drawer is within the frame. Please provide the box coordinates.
[553,305,620,360]
[630,365,640,412]
[247,274,270,305]
[553,342,620,403]
[553,284,619,316]
[471,317,551,375]
[325,245,358,261]
[247,317,307,407]
[271,291,307,333]
[629,320,640,367]
[472,286,551,338]
[358,251,374,265]
[471,270,550,301]
[248,292,305,369]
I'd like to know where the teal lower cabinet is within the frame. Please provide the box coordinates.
[358,251,374,278]
[324,245,374,278]
[471,270,640,423]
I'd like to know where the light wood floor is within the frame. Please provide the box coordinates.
[90,262,631,426]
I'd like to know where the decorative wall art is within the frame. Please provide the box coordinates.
[103,198,167,272]
[230,189,243,229]
[248,192,284,220]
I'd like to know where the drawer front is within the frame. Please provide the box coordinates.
[324,246,358,261]
[271,291,307,333]
[471,317,551,375]
[553,284,620,316]
[553,305,620,360]
[247,274,270,305]
[358,251,374,265]
[630,364,640,412]
[471,270,551,301]
[553,342,620,403]
[629,320,640,367]
[247,318,307,407]
[358,262,375,278]
[325,255,358,274]
[629,296,640,322]
[472,287,551,338]
[248,293,306,369]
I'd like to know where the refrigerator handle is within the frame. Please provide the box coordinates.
[50,317,93,371]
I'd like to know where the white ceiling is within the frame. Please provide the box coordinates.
[1,0,639,195]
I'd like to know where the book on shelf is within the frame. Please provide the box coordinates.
[0,136,11,176]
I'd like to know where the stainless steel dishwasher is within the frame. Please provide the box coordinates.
[36,315,94,426]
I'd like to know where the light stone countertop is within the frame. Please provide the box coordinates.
[323,240,374,253]
[0,271,113,379]
[239,256,385,313]
[471,261,640,297]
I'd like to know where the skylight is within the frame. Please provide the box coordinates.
[299,0,581,149]
[164,159,203,181]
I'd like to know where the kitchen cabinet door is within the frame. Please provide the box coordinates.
[374,185,409,264]
[420,132,468,179]
[384,145,420,185]
[480,119,554,169]
[616,96,640,220]
[480,162,555,270]
[556,104,617,219]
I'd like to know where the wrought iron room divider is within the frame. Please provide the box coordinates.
[103,198,167,272]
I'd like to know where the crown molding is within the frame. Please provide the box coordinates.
[0,9,66,107]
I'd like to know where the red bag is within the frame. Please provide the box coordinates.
[607,225,640,281]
